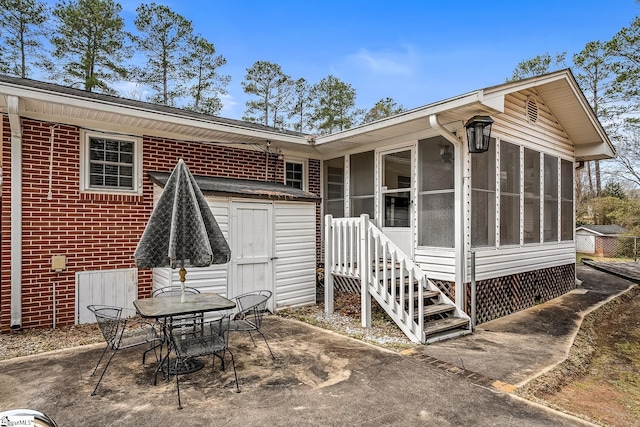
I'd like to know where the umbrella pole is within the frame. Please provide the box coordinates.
[179,268,187,301]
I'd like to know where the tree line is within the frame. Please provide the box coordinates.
[507,3,640,234]
[0,0,404,135]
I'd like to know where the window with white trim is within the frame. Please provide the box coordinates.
[471,138,496,247]
[524,148,541,244]
[560,159,574,241]
[500,141,520,246]
[324,157,344,218]
[81,131,142,194]
[543,154,559,242]
[418,136,454,248]
[285,159,306,190]
[349,151,375,219]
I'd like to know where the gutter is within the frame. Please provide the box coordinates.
[7,95,22,329]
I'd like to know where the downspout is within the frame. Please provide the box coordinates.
[8,95,22,330]
[429,114,465,309]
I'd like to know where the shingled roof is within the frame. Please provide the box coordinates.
[149,171,320,202]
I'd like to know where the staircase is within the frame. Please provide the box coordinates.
[324,214,470,344]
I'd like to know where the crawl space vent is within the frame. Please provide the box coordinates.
[526,96,539,124]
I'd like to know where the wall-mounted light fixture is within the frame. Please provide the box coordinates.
[465,116,494,153]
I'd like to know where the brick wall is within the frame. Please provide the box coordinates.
[1,119,316,331]
[308,159,321,264]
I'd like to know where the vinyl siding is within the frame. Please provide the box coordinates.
[274,202,317,309]
[468,242,576,282]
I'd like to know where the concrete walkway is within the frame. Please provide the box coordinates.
[0,262,636,426]
[416,263,638,388]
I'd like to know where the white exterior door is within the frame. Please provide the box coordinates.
[230,202,273,301]
[379,147,414,257]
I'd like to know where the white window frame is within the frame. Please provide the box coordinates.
[284,157,308,191]
[80,130,143,195]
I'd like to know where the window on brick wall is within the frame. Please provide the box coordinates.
[285,159,307,190]
[80,131,142,194]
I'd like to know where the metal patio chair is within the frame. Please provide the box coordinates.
[170,313,240,409]
[87,305,162,396]
[152,285,204,331]
[229,290,275,359]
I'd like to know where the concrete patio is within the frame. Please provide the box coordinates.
[0,262,636,426]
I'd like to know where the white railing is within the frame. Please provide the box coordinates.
[324,214,468,343]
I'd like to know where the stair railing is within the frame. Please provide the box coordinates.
[325,214,468,343]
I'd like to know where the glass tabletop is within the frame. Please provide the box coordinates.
[133,292,236,318]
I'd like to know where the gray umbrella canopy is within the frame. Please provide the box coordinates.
[134,159,230,272]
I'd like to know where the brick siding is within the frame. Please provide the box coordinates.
[1,118,318,331]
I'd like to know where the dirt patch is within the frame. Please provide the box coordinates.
[277,291,415,352]
[517,285,640,426]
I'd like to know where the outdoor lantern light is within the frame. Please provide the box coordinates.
[465,115,494,153]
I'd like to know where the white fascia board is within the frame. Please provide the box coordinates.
[0,83,308,145]
[315,91,485,146]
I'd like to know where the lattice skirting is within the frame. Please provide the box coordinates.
[331,275,361,293]
[465,263,576,324]
[431,279,455,301]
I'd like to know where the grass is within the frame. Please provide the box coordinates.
[576,252,636,263]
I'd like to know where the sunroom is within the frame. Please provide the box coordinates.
[316,70,615,343]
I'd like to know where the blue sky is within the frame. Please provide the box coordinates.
[46,0,640,120]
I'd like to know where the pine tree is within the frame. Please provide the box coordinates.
[50,0,129,93]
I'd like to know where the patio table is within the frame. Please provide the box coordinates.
[133,292,236,377]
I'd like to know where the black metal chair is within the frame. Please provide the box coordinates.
[87,305,162,396]
[152,285,200,298]
[169,313,240,409]
[229,290,275,359]
[152,285,204,331]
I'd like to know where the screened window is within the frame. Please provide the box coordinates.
[471,138,496,247]
[524,148,541,244]
[544,154,559,242]
[500,141,520,246]
[350,151,374,218]
[418,136,454,247]
[82,132,141,193]
[285,161,304,189]
[561,159,574,241]
[382,150,411,227]
[324,157,344,218]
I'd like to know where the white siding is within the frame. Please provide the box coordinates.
[495,90,573,157]
[452,89,576,283]
[468,242,576,282]
[76,268,138,324]
[415,248,456,281]
[274,202,317,309]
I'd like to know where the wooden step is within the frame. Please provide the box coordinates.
[422,303,455,317]
[423,317,469,337]
[401,290,439,301]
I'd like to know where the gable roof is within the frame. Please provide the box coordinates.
[576,224,631,236]
[313,69,614,162]
[0,70,614,162]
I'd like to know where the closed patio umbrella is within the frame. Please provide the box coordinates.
[134,159,230,292]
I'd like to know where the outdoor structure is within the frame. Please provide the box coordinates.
[576,224,633,257]
[0,70,615,344]
[317,70,615,342]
